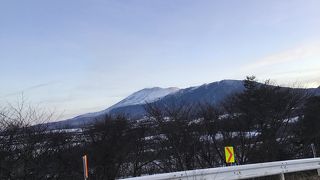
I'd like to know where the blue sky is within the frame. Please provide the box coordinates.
[1,0,320,120]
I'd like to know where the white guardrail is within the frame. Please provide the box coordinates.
[121,158,320,180]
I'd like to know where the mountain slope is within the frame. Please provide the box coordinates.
[49,80,320,129]
[107,80,245,118]
[49,87,179,128]
[158,80,245,105]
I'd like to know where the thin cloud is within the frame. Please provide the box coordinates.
[2,81,59,98]
[243,43,320,70]
[270,68,320,77]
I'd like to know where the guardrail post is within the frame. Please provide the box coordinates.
[279,173,285,180]
[311,143,320,176]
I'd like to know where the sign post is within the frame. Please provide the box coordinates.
[224,146,235,164]
[82,155,89,180]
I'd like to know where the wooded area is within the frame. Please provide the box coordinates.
[1,77,319,179]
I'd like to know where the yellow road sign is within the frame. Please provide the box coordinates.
[225,146,235,163]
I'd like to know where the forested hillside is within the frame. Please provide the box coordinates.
[0,77,319,179]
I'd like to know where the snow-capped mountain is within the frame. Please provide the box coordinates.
[48,79,320,129]
[48,87,180,128]
[74,87,179,119]
[59,80,243,127]
[106,80,245,119]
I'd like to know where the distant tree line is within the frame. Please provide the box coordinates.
[0,77,319,179]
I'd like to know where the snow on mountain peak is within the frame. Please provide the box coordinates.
[107,87,180,111]
[70,80,243,120]
[74,87,179,119]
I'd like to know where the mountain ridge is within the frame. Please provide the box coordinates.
[48,79,320,129]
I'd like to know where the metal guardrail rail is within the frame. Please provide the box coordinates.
[121,158,320,180]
